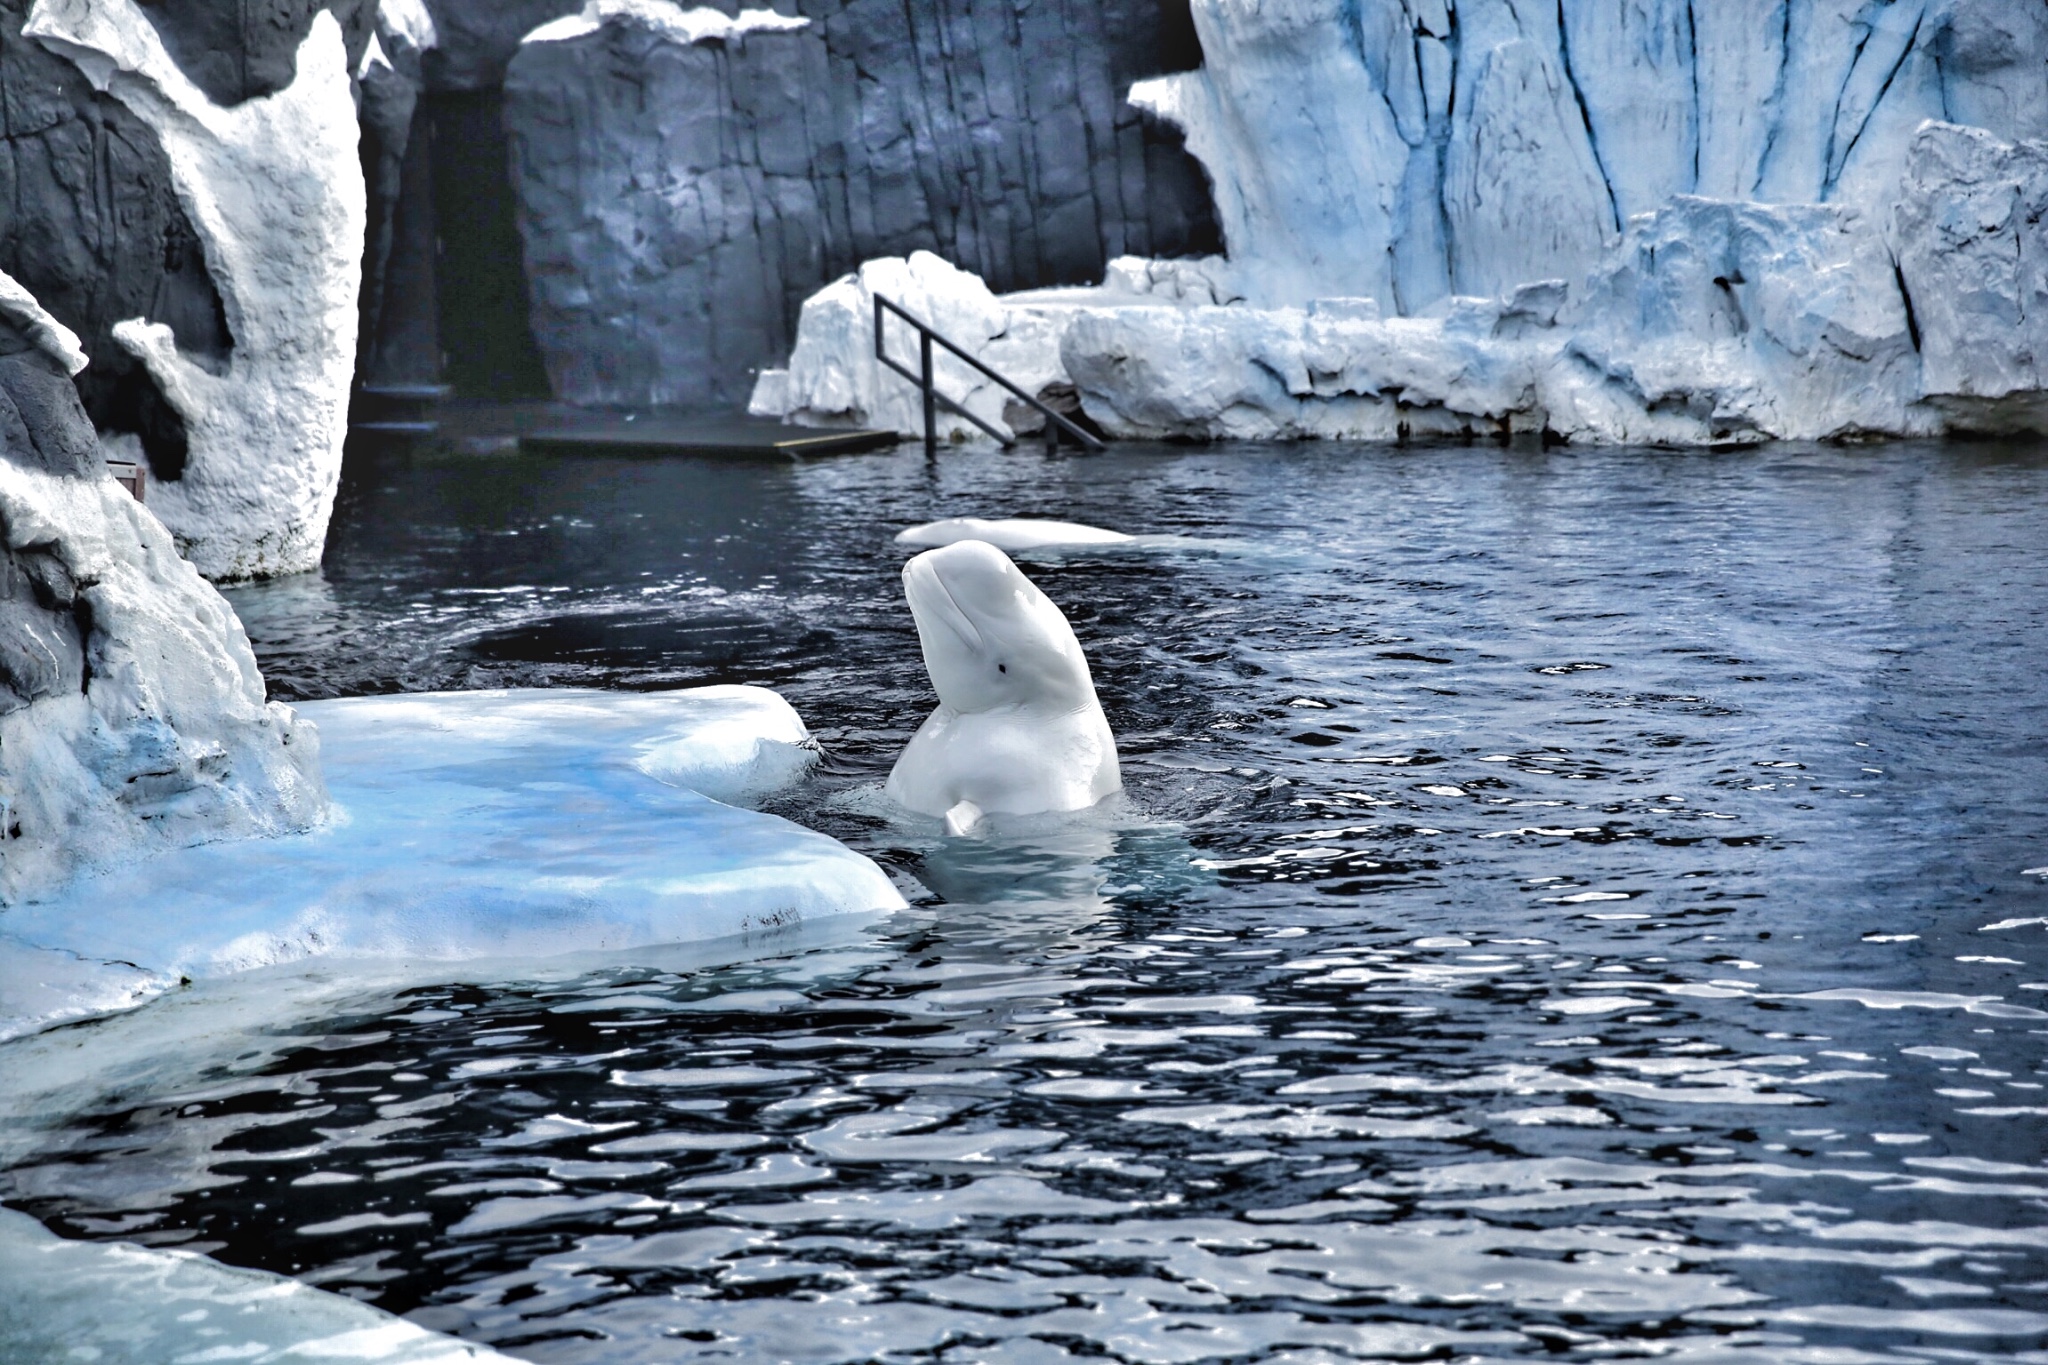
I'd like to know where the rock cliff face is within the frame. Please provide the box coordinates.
[29,0,367,581]
[0,0,378,581]
[502,0,1221,407]
[0,0,234,485]
[0,274,324,907]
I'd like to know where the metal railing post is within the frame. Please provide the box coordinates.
[920,329,937,460]
[870,292,1105,456]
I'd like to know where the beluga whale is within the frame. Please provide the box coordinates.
[886,540,1121,835]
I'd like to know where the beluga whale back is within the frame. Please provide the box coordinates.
[886,540,1121,835]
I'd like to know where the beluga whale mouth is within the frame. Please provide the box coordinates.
[887,540,1121,835]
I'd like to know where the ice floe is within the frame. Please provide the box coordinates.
[0,1205,519,1363]
[0,687,905,1043]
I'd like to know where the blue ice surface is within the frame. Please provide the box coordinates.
[0,1205,521,1363]
[0,688,906,1036]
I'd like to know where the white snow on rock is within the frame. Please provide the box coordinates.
[27,0,365,581]
[0,687,904,1042]
[378,0,439,54]
[763,122,2048,445]
[0,1206,520,1363]
[1065,196,1929,444]
[0,343,327,907]
[751,252,1247,439]
[0,275,86,378]
[524,0,808,47]
[749,252,1085,441]
[1134,0,2048,318]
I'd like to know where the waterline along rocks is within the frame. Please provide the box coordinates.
[0,271,325,907]
[757,0,2048,444]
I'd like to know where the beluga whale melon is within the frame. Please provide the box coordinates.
[886,540,1121,835]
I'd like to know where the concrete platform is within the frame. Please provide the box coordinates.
[348,398,899,458]
[520,415,898,458]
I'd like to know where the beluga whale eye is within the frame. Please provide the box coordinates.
[998,663,1006,673]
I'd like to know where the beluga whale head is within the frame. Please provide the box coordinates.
[886,540,1121,835]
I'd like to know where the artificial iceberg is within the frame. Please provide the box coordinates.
[0,687,907,1043]
[0,1206,519,1364]
[754,0,2048,444]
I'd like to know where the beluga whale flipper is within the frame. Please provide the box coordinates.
[886,540,1121,834]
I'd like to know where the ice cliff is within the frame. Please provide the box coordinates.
[757,0,2048,444]
[0,271,325,907]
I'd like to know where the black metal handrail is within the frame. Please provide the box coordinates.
[873,293,1104,458]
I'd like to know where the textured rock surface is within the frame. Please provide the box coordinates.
[1064,196,1935,444]
[356,2,435,383]
[422,0,579,90]
[30,0,366,580]
[0,272,324,907]
[0,0,233,481]
[503,0,1220,406]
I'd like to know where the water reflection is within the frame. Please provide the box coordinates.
[7,437,2048,1361]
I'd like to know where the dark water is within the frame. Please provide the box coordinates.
[10,436,2048,1362]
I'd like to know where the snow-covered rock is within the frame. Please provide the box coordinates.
[751,252,1080,440]
[1060,299,1546,442]
[1136,0,2048,320]
[0,687,904,1042]
[1551,197,1926,444]
[0,270,326,908]
[0,1206,520,1364]
[27,0,364,581]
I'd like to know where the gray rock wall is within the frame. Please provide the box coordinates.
[0,0,375,487]
[0,0,229,480]
[502,0,1221,408]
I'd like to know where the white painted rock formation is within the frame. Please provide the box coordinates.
[757,2,2048,445]
[0,271,326,908]
[752,252,1080,441]
[27,0,364,580]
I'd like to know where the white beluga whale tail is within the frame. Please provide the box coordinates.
[895,517,1133,551]
[885,540,1121,834]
